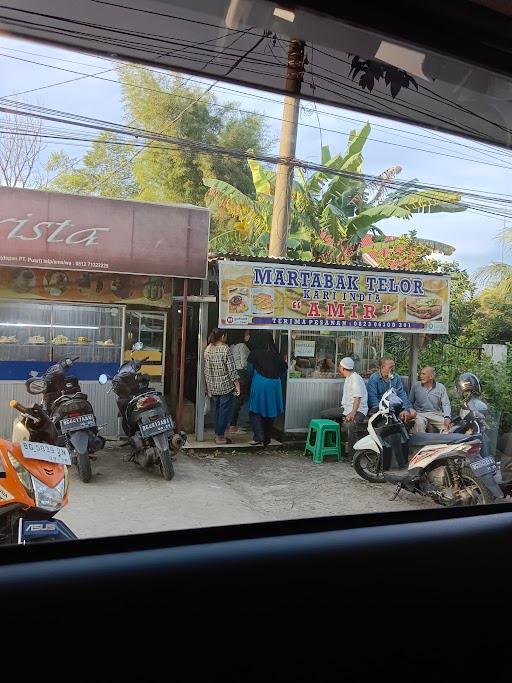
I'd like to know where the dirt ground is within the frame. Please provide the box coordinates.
[59,444,435,539]
[188,447,435,519]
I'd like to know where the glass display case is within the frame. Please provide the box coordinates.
[124,310,166,384]
[288,330,383,380]
[0,301,124,380]
[52,304,123,364]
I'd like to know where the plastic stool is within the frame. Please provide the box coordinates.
[304,419,342,463]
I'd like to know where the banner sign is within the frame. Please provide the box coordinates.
[218,261,450,334]
[0,187,210,278]
[0,266,172,307]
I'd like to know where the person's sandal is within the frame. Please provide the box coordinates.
[249,440,263,446]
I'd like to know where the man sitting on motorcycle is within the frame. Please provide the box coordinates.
[409,366,451,433]
[367,357,416,422]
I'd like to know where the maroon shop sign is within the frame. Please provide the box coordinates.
[0,187,210,278]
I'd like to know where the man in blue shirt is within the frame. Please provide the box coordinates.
[367,357,416,422]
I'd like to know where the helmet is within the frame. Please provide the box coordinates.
[456,372,481,396]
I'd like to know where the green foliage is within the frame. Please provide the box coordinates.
[46,66,269,205]
[46,133,139,198]
[205,123,464,261]
[366,231,453,272]
[476,227,512,297]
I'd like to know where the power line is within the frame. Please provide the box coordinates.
[2,50,512,171]
[4,102,512,212]
[3,41,511,166]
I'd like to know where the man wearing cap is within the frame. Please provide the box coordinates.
[320,357,368,460]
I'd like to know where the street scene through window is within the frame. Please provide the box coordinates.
[0,0,511,545]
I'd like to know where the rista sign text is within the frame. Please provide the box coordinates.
[218,261,450,334]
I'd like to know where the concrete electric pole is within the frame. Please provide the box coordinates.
[268,39,305,258]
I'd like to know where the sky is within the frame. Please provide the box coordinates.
[1,34,511,276]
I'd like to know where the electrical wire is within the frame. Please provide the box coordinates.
[2,41,511,166]
[2,50,512,171]
[3,103,512,216]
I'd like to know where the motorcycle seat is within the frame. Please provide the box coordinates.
[409,432,480,447]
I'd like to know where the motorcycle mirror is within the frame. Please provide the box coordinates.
[98,374,109,385]
[132,342,143,351]
[25,378,47,395]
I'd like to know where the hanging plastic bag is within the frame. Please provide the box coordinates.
[203,395,211,416]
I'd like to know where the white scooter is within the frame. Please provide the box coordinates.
[352,389,503,506]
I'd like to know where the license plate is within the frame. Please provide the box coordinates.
[470,456,497,475]
[60,414,96,432]
[21,440,71,466]
[139,416,172,438]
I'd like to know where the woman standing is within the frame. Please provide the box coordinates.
[228,330,251,434]
[247,332,287,447]
[204,329,240,445]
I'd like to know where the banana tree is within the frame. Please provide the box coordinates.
[205,123,464,262]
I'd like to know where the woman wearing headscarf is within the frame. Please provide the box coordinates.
[247,331,287,447]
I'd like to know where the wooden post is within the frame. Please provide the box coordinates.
[177,278,188,431]
[268,39,305,258]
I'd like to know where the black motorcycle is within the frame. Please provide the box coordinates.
[25,357,105,483]
[451,392,512,497]
[99,343,185,481]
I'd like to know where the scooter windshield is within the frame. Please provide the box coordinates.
[116,361,137,376]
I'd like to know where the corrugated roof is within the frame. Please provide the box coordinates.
[208,251,445,278]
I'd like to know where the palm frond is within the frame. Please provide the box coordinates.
[476,262,512,294]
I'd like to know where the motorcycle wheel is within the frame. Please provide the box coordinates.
[353,450,385,483]
[158,449,175,481]
[76,450,92,483]
[460,466,495,505]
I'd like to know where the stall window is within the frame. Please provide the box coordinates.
[0,301,123,381]
[289,330,383,379]
[124,311,166,384]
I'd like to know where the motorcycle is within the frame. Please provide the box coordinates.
[25,357,105,483]
[352,389,504,506]
[99,343,186,481]
[1,399,76,544]
[451,390,512,497]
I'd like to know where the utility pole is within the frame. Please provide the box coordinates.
[268,39,305,258]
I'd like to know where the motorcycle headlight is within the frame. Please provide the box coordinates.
[33,477,63,512]
[7,451,34,497]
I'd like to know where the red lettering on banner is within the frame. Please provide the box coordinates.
[349,304,359,319]
[326,303,346,318]
[307,302,321,317]
[363,304,376,319]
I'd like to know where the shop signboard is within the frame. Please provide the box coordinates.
[218,260,450,334]
[0,187,210,278]
[0,266,172,307]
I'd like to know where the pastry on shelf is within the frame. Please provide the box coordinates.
[76,336,89,344]
[0,335,17,343]
[103,339,115,346]
[52,334,69,345]
[28,335,46,344]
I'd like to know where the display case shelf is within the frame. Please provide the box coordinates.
[0,301,124,380]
